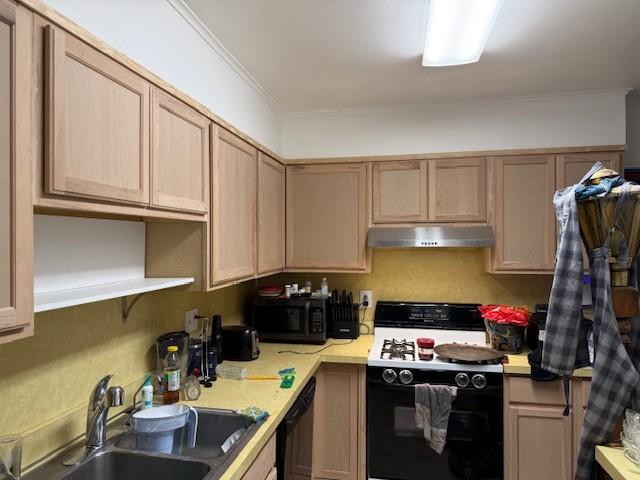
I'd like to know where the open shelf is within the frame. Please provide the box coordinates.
[34,277,195,313]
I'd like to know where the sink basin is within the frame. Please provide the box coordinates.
[116,408,256,459]
[62,451,210,480]
[24,408,261,480]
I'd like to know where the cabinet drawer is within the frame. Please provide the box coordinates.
[507,376,569,406]
[242,434,276,480]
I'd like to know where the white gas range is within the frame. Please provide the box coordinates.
[367,301,504,480]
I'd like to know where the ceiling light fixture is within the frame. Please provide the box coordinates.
[422,0,504,67]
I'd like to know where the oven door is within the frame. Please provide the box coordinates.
[367,373,503,480]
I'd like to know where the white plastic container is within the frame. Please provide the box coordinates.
[141,376,154,409]
[320,278,329,297]
[132,404,198,454]
[215,365,248,380]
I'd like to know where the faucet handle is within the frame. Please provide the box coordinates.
[89,375,113,412]
[107,386,125,407]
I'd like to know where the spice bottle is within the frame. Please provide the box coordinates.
[417,338,435,361]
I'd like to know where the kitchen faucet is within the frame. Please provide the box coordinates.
[62,374,124,466]
[85,375,124,454]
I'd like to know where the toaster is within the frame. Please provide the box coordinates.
[221,326,260,361]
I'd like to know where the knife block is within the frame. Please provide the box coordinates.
[330,303,360,339]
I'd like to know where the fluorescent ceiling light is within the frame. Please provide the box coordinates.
[423,0,504,67]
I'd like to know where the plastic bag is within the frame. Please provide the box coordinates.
[478,305,530,327]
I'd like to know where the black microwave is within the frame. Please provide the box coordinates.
[252,297,328,344]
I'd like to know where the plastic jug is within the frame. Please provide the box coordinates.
[132,404,198,454]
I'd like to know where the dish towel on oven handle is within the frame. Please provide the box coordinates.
[415,383,457,455]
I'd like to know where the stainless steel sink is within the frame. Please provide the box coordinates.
[115,407,255,459]
[24,408,261,480]
[62,451,210,480]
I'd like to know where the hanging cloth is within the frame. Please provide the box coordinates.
[542,162,603,376]
[575,183,640,479]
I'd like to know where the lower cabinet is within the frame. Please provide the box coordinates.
[285,363,366,480]
[505,375,592,480]
[243,433,277,480]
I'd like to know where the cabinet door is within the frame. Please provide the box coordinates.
[287,164,368,270]
[0,0,33,344]
[313,364,363,480]
[556,152,621,188]
[210,127,257,285]
[556,153,621,271]
[428,157,486,222]
[151,88,209,213]
[372,161,427,223]
[490,155,556,272]
[572,379,591,478]
[257,153,285,275]
[507,405,572,480]
[44,26,149,205]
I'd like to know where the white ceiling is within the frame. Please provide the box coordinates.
[182,0,640,114]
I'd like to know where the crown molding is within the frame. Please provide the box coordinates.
[167,0,283,114]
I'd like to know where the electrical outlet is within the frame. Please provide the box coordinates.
[185,308,199,333]
[360,290,373,309]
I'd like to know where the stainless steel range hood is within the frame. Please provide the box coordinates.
[367,225,495,248]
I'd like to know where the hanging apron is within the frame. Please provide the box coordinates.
[576,183,640,480]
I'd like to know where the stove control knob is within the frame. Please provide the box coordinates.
[455,372,470,388]
[399,369,414,385]
[471,374,487,390]
[382,369,397,384]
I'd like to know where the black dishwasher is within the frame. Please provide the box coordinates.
[276,376,316,480]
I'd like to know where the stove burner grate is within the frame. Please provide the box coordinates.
[380,339,416,361]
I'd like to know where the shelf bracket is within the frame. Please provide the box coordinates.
[122,293,145,322]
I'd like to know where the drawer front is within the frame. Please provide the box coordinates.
[242,434,276,480]
[507,376,569,406]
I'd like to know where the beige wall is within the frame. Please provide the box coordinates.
[262,249,553,329]
[0,281,254,468]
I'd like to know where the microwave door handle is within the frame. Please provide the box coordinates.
[304,302,311,335]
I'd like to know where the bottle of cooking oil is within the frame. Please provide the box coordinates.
[163,345,181,404]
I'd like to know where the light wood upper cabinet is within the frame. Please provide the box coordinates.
[489,155,556,272]
[43,25,150,205]
[556,152,622,188]
[287,164,368,271]
[151,88,209,213]
[0,0,33,344]
[210,127,257,285]
[372,161,427,223]
[313,364,365,480]
[372,158,486,223]
[428,157,486,222]
[257,153,285,275]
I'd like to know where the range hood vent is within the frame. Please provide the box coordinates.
[367,225,495,248]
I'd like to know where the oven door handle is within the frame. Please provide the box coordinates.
[368,380,502,394]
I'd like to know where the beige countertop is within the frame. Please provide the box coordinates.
[188,335,373,480]
[503,351,593,377]
[597,446,640,480]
